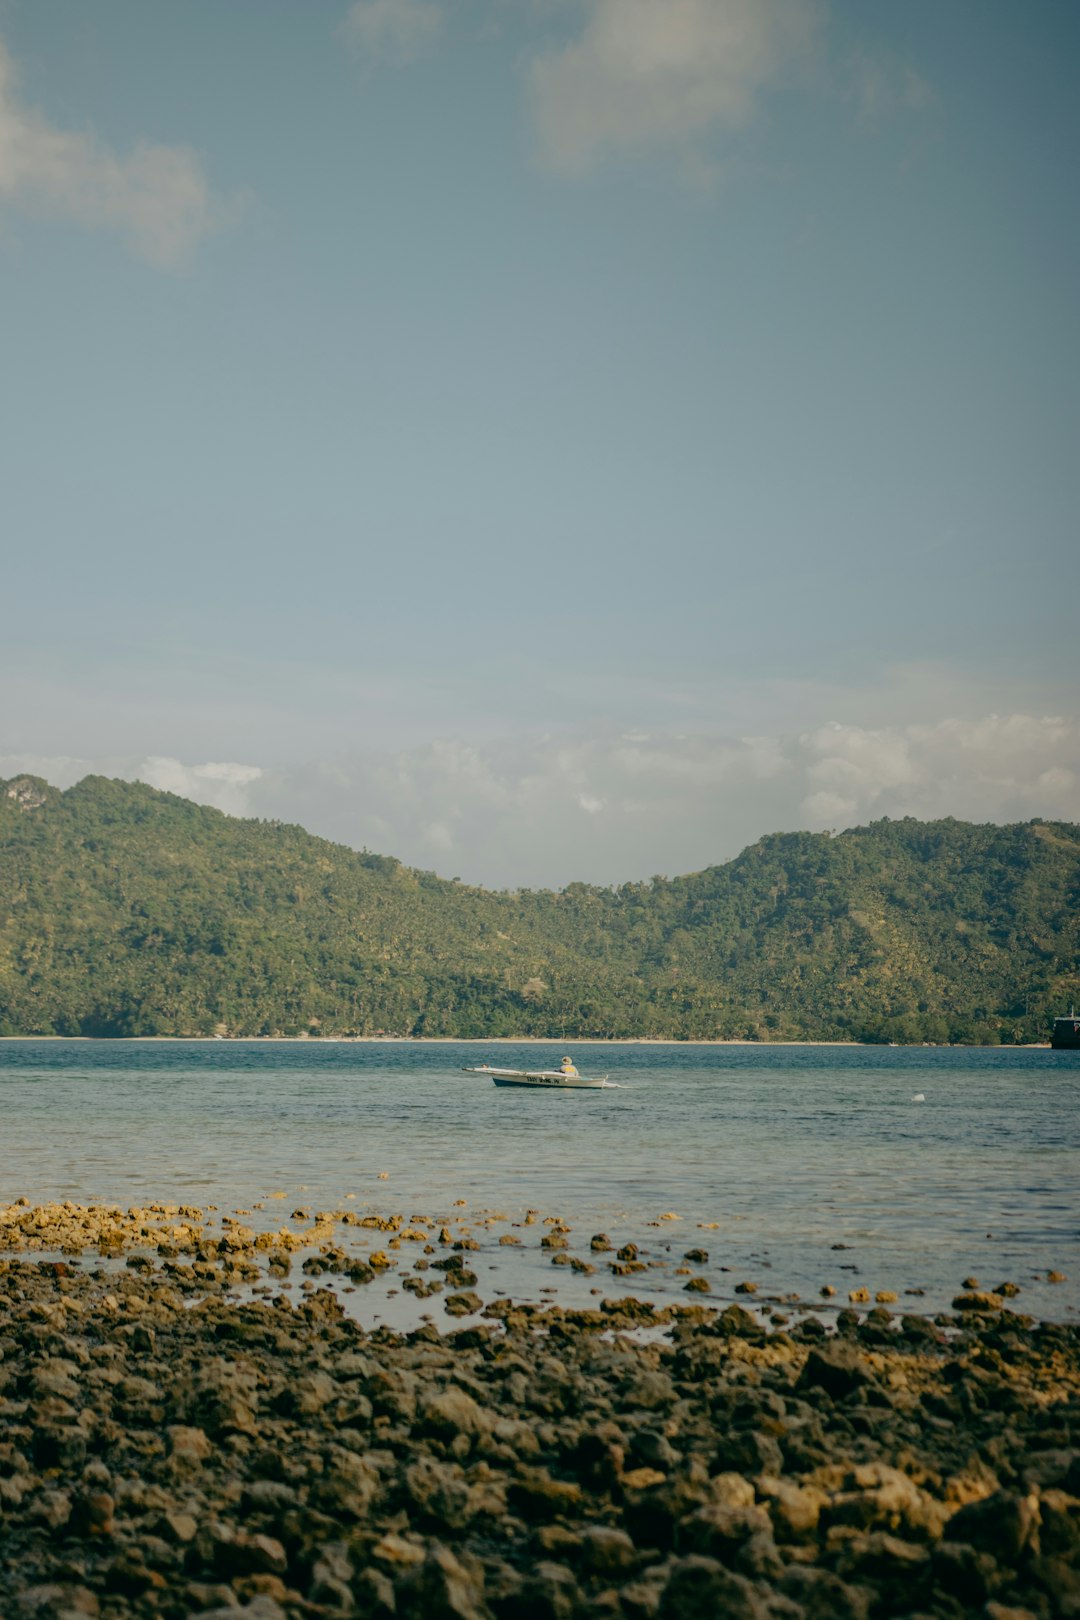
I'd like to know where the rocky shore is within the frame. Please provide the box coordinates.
[1,1208,1079,1620]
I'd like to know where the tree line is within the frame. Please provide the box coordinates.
[1,774,1077,1043]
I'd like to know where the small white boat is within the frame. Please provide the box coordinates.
[463,1065,618,1090]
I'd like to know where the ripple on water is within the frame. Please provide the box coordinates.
[1,1039,1078,1320]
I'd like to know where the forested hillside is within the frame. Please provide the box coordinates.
[1,774,1077,1043]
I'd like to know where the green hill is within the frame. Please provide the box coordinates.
[1,773,1077,1043]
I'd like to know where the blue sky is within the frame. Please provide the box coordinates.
[1,0,1077,885]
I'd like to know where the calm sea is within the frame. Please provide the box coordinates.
[1,1040,1077,1326]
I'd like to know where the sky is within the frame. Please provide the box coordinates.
[1,0,1077,887]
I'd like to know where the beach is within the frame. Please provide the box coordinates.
[1,1218,1078,1619]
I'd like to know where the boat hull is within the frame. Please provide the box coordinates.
[464,1066,615,1089]
[1051,1018,1080,1050]
[491,1074,611,1089]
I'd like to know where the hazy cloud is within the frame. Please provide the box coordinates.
[528,0,818,173]
[797,716,1080,827]
[0,753,264,820]
[0,36,225,268]
[5,716,1077,889]
[133,758,265,818]
[847,47,933,121]
[342,0,444,63]
[252,714,1080,886]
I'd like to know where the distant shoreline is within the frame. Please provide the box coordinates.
[0,1034,1053,1048]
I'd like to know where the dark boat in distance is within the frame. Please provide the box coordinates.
[1051,1010,1080,1050]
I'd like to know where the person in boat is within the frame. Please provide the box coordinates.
[560,1056,579,1077]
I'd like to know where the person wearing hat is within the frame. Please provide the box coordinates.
[560,1055,579,1077]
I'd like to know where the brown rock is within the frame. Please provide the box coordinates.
[945,1490,1041,1562]
[509,1467,583,1522]
[798,1340,877,1400]
[756,1476,824,1542]
[657,1555,770,1619]
[444,1291,483,1317]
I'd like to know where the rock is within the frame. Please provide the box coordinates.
[69,1490,114,1536]
[444,1291,483,1317]
[931,1540,998,1605]
[509,1468,583,1522]
[798,1340,877,1400]
[822,1463,944,1540]
[756,1476,824,1542]
[163,1510,199,1544]
[308,1540,355,1610]
[311,1449,382,1518]
[32,1425,86,1470]
[952,1291,1004,1312]
[945,1490,1041,1562]
[210,1526,289,1578]
[630,1430,679,1473]
[680,1502,773,1560]
[1,1212,1078,1620]
[834,1530,931,1579]
[395,1541,487,1620]
[780,1565,871,1620]
[191,1600,286,1620]
[579,1525,637,1574]
[516,1559,579,1620]
[405,1455,473,1531]
[709,1475,755,1510]
[900,1314,942,1343]
[657,1555,770,1619]
[535,1525,582,1559]
[421,1386,491,1441]
[15,1587,100,1618]
[372,1532,427,1569]
[715,1305,762,1338]
[713,1429,783,1476]
[242,1479,300,1514]
[355,1567,397,1617]
[1038,1488,1080,1557]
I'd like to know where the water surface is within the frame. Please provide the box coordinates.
[2,1040,1077,1323]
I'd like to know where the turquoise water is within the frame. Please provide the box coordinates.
[1,1040,1077,1323]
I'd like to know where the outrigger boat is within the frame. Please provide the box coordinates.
[463,1065,618,1090]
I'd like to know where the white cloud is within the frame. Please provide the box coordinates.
[0,36,225,268]
[797,716,1080,830]
[423,819,454,852]
[134,757,264,818]
[528,0,818,173]
[0,751,93,788]
[5,715,1079,888]
[342,0,444,63]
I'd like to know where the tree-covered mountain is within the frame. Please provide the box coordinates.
[1,773,1077,1043]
